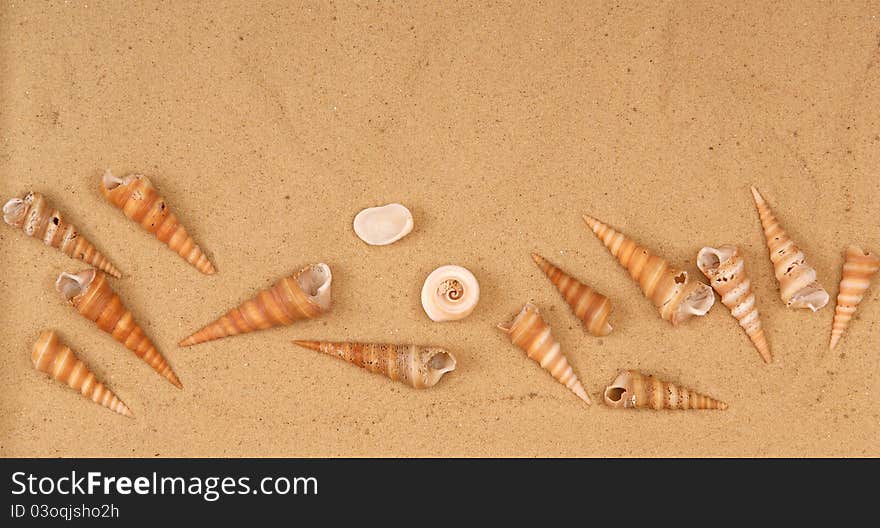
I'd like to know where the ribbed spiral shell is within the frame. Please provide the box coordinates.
[750,187,828,311]
[498,302,591,404]
[32,330,133,417]
[697,245,771,363]
[830,246,880,350]
[292,341,456,389]
[531,253,612,336]
[100,170,215,275]
[180,263,332,346]
[582,215,715,325]
[603,370,727,410]
[3,192,121,277]
[56,269,181,388]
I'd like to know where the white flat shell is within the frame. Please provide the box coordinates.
[353,203,413,246]
[421,265,480,322]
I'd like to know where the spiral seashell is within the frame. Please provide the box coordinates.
[497,302,591,404]
[292,340,456,389]
[32,330,133,417]
[603,370,728,410]
[420,265,480,322]
[56,269,181,388]
[353,203,414,245]
[750,187,828,311]
[100,170,215,274]
[582,215,715,325]
[3,192,121,277]
[180,263,332,346]
[531,253,613,336]
[697,245,771,363]
[829,246,880,350]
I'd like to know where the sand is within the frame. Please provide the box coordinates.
[1,1,878,457]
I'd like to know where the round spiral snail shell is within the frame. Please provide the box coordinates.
[420,265,480,322]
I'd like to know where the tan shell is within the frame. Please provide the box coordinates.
[420,265,480,322]
[293,341,456,389]
[353,203,413,245]
[697,245,771,363]
[101,170,216,274]
[583,215,715,325]
[531,253,612,336]
[751,187,828,311]
[3,192,121,277]
[498,302,591,404]
[56,269,181,388]
[603,370,728,410]
[180,263,332,346]
[32,330,133,417]
[830,246,880,350]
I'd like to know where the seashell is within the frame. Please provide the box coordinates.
[750,187,828,311]
[829,246,880,350]
[180,263,332,346]
[603,370,728,410]
[497,302,591,404]
[421,265,480,322]
[100,170,215,275]
[353,203,413,246]
[3,192,121,278]
[55,269,181,388]
[292,340,456,389]
[32,330,133,417]
[697,245,771,363]
[582,215,715,325]
[531,253,613,336]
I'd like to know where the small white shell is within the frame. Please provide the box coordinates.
[421,265,480,322]
[353,203,413,246]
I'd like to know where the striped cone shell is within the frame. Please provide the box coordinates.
[603,370,728,410]
[180,263,332,346]
[830,246,880,350]
[531,253,612,336]
[3,192,121,277]
[292,341,456,389]
[56,269,181,388]
[582,215,715,325]
[750,187,828,311]
[32,330,133,417]
[101,170,215,274]
[498,302,591,404]
[697,245,771,363]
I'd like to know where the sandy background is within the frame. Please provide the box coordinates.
[1,1,878,457]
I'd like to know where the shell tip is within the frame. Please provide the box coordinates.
[829,335,840,351]
[582,214,599,230]
[574,385,592,405]
[168,374,183,389]
[292,340,322,351]
[750,186,764,204]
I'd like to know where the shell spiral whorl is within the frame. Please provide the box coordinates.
[421,265,480,322]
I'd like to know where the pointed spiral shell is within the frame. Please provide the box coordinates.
[420,265,480,322]
[829,246,880,350]
[293,341,456,389]
[56,269,182,388]
[3,192,121,277]
[697,245,771,363]
[498,302,591,404]
[32,330,133,417]
[603,370,727,410]
[531,253,612,336]
[583,215,715,325]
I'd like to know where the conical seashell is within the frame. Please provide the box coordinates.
[750,187,828,311]
[3,192,121,277]
[829,246,880,350]
[353,203,414,245]
[421,265,480,322]
[603,370,728,410]
[292,341,456,389]
[531,253,612,336]
[582,215,715,325]
[55,269,182,388]
[31,330,133,417]
[100,170,215,274]
[697,245,771,363]
[180,263,332,346]
[497,302,591,404]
